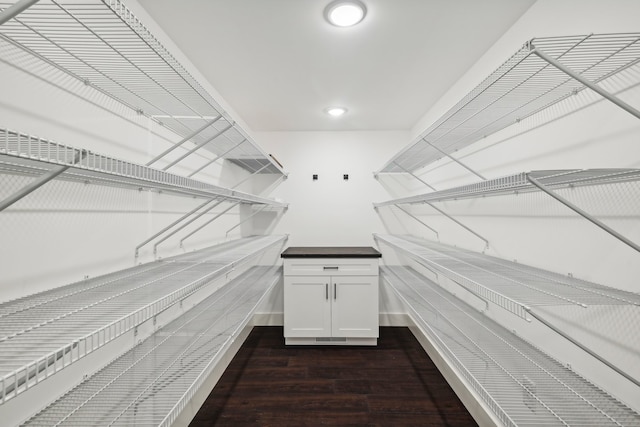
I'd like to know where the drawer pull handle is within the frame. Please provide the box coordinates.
[334,283,337,300]
[323,266,339,270]
[326,283,328,300]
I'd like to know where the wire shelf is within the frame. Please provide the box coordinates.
[376,234,640,395]
[22,265,281,427]
[0,0,282,174]
[375,234,640,312]
[381,266,640,426]
[0,127,288,207]
[0,234,286,404]
[379,33,640,173]
[374,169,640,207]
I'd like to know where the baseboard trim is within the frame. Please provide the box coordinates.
[379,312,411,326]
[253,312,283,326]
[406,317,501,427]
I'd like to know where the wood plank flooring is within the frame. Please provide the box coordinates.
[190,326,478,426]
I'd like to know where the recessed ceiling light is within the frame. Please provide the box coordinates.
[325,107,348,117]
[324,0,366,27]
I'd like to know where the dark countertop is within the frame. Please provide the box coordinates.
[281,246,381,258]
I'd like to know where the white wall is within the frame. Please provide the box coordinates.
[254,130,409,247]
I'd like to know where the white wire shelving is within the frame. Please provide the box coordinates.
[0,127,287,208]
[374,169,640,207]
[0,0,284,175]
[374,168,640,253]
[0,234,287,405]
[381,265,640,427]
[374,234,640,387]
[378,33,640,174]
[21,265,281,427]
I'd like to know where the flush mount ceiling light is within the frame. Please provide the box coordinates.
[325,107,348,117]
[324,0,367,27]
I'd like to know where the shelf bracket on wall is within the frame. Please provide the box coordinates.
[424,140,486,181]
[162,122,234,171]
[188,139,246,178]
[425,201,489,250]
[531,46,640,120]
[180,202,240,247]
[527,175,640,253]
[226,204,268,237]
[0,0,39,26]
[146,115,222,167]
[524,308,640,388]
[153,198,229,257]
[393,161,437,191]
[0,149,86,213]
[392,204,439,238]
[231,163,271,189]
[134,197,215,261]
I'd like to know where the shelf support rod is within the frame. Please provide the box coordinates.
[146,115,221,166]
[231,163,271,189]
[424,140,486,181]
[134,198,214,261]
[392,205,439,238]
[162,123,234,171]
[0,149,86,213]
[393,161,437,191]
[153,198,228,257]
[425,202,489,249]
[226,204,268,237]
[188,138,246,177]
[532,47,640,120]
[527,175,640,253]
[525,308,640,388]
[0,0,39,26]
[180,202,240,246]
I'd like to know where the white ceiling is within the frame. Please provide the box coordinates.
[137,0,535,132]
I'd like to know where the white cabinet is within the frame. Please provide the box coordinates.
[281,247,381,345]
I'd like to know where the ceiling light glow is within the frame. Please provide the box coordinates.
[326,107,347,117]
[325,0,366,27]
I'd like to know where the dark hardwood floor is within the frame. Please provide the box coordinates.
[190,326,478,426]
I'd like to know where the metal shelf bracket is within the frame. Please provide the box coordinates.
[0,0,39,26]
[525,307,640,388]
[0,149,86,213]
[231,163,271,189]
[162,122,234,171]
[153,198,228,257]
[188,139,246,178]
[393,161,438,191]
[526,175,640,253]
[225,204,268,237]
[134,198,214,261]
[532,45,640,120]
[425,202,490,250]
[180,202,240,247]
[424,140,486,181]
[393,205,439,238]
[146,116,222,167]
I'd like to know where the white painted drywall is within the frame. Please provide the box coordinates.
[254,130,409,246]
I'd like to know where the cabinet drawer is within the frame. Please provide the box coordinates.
[283,258,378,276]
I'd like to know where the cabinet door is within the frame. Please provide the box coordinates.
[331,276,378,338]
[284,276,331,338]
